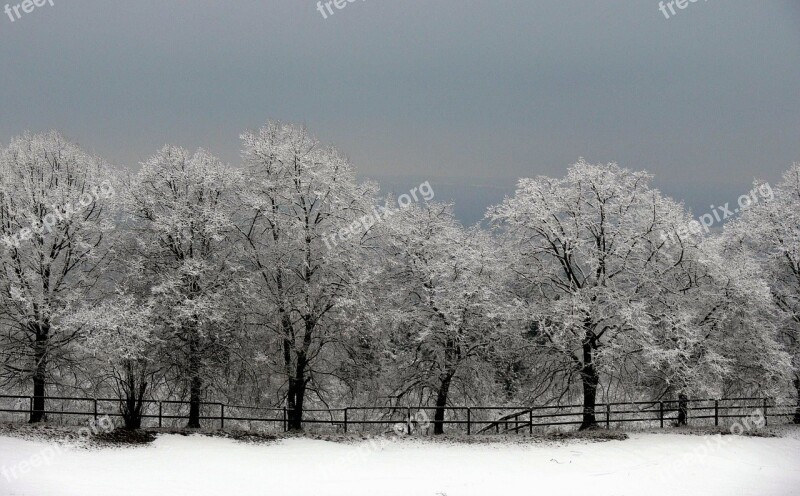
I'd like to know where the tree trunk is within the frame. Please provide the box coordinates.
[433,373,453,435]
[579,340,599,430]
[123,395,142,430]
[286,376,307,431]
[284,314,312,432]
[286,348,308,431]
[187,336,202,429]
[29,330,48,423]
[187,375,202,429]
[794,375,800,425]
[120,361,147,430]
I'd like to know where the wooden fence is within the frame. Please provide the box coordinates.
[0,394,796,435]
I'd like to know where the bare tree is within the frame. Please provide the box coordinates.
[65,292,160,430]
[124,146,241,428]
[377,203,515,434]
[0,131,116,422]
[491,160,726,429]
[237,122,376,430]
[725,166,800,423]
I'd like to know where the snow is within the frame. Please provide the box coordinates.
[1,431,799,496]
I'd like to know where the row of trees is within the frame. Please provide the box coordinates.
[0,125,797,432]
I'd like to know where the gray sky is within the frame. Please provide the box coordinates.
[1,0,798,223]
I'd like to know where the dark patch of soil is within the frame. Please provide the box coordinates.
[545,429,629,441]
[0,422,86,443]
[215,430,279,444]
[655,425,779,437]
[94,428,158,446]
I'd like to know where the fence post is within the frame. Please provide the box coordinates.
[763,398,769,426]
[29,396,33,418]
[93,399,98,422]
[678,394,688,426]
[466,408,471,436]
[606,404,611,429]
[529,409,533,435]
[220,404,225,430]
[407,407,412,435]
[283,408,287,432]
[343,408,348,434]
[659,401,664,428]
[714,400,719,427]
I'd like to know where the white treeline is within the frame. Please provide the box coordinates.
[0,124,797,432]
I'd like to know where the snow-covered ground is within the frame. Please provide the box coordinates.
[1,430,799,496]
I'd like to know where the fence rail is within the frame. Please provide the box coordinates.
[0,394,796,435]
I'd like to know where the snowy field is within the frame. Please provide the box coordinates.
[1,430,800,496]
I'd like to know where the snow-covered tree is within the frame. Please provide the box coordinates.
[64,292,159,429]
[0,131,116,422]
[724,166,800,422]
[124,146,242,428]
[237,122,377,430]
[490,160,725,428]
[377,202,516,434]
[642,235,790,400]
[1,127,795,432]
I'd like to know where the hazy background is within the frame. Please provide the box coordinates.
[1,0,798,223]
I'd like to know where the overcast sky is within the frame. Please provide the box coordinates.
[1,0,798,222]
